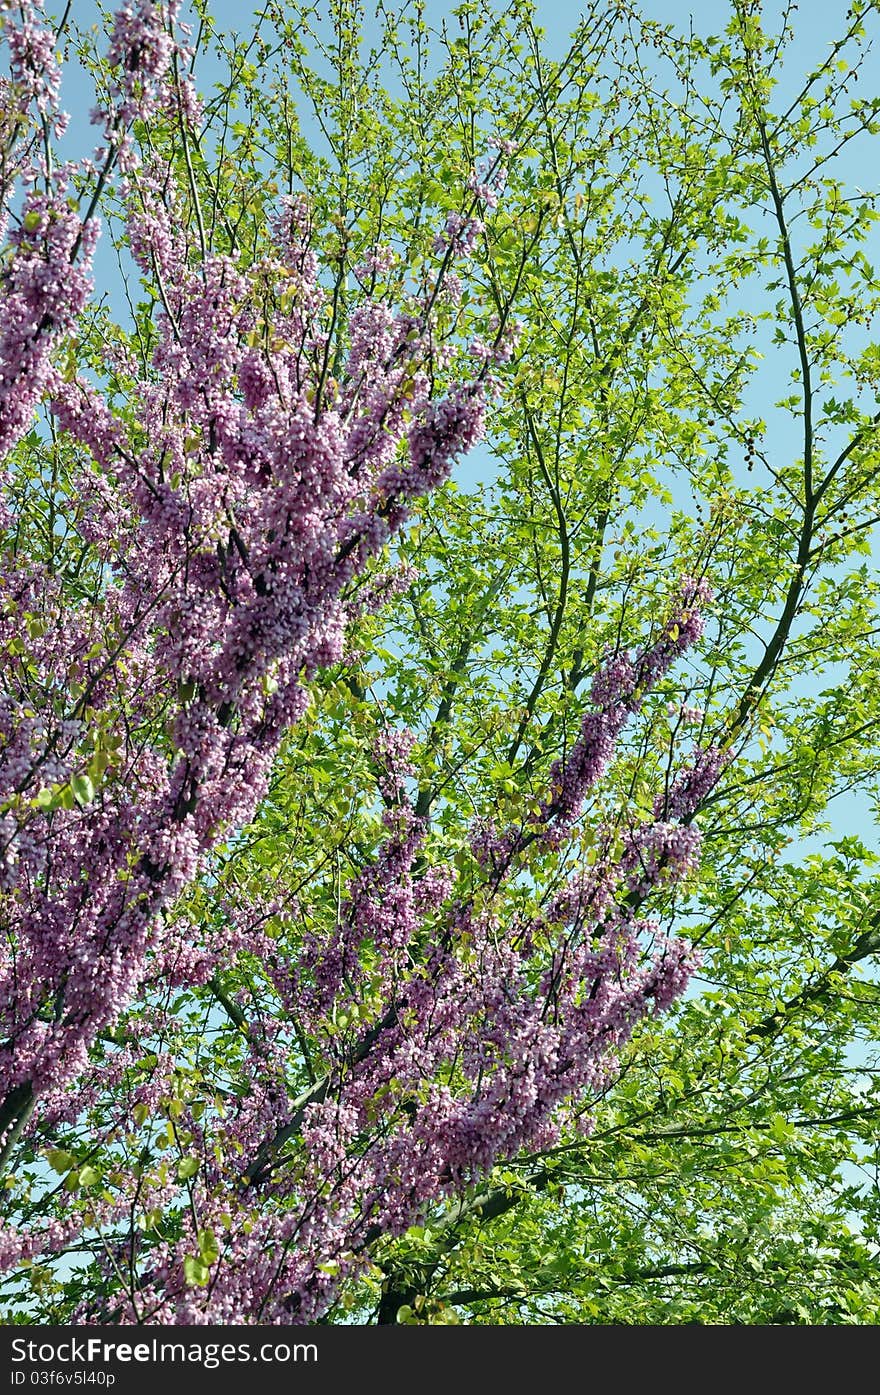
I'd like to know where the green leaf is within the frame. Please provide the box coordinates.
[46,1149,74,1174]
[198,1228,220,1265]
[70,775,95,807]
[183,1255,210,1287]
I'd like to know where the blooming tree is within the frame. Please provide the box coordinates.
[6,0,880,1328]
[0,0,733,1322]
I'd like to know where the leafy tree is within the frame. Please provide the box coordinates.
[3,0,880,1325]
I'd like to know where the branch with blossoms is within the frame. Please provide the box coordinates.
[2,574,725,1322]
[0,5,511,1168]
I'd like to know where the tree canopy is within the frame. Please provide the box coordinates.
[2,0,880,1325]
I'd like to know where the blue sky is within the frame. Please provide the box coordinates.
[55,1,868,163]
[51,0,875,318]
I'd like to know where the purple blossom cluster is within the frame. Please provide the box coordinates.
[654,743,730,821]
[98,1,180,131]
[0,183,98,472]
[543,578,712,828]
[4,0,62,121]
